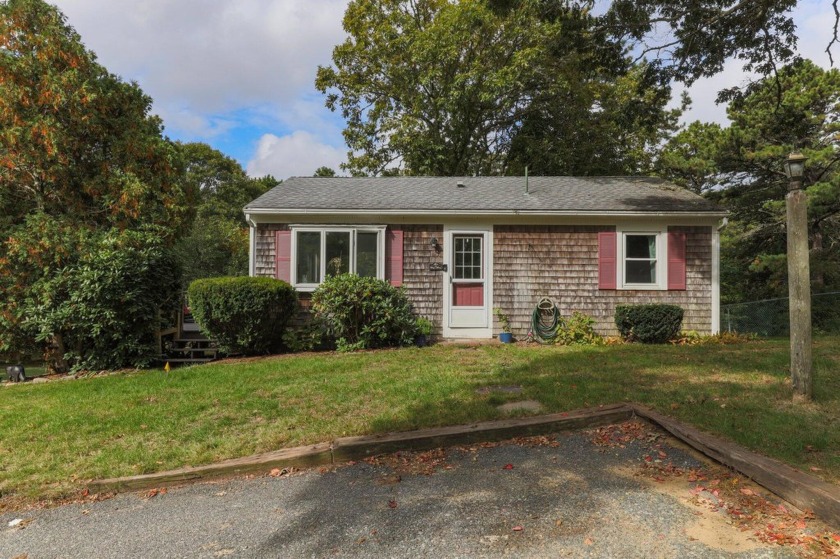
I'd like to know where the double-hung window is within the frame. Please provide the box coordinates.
[291,226,385,290]
[617,226,667,290]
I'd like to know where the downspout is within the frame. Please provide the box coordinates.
[711,217,728,334]
[246,213,257,277]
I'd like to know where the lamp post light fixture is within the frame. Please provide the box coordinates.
[784,151,807,185]
[784,151,812,401]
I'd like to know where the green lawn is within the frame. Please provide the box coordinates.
[1,338,838,509]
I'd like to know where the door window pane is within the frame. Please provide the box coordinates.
[325,231,350,278]
[356,232,378,278]
[296,232,321,284]
[453,236,482,280]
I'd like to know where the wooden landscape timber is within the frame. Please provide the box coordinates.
[90,403,840,530]
[630,404,840,529]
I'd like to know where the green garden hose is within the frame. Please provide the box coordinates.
[530,297,561,344]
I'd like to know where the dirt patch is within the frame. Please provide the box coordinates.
[590,420,840,558]
[497,400,543,413]
[612,465,769,553]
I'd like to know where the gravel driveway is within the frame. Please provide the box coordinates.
[2,422,827,558]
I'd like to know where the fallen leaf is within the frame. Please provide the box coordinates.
[81,488,89,497]
[809,466,822,472]
[388,500,398,509]
[555,519,563,527]
[584,537,594,545]
[740,488,755,496]
[778,504,789,514]
[513,526,523,532]
[795,519,806,530]
[503,464,514,470]
[657,451,667,459]
[670,403,679,410]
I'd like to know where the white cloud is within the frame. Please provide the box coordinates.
[54,0,349,114]
[247,131,346,179]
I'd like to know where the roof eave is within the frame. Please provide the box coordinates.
[244,207,728,218]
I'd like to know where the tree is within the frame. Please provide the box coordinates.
[173,143,276,284]
[0,0,190,231]
[318,0,679,177]
[313,166,337,177]
[0,0,191,370]
[658,60,840,303]
[600,0,800,102]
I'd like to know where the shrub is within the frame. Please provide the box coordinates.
[13,227,183,372]
[615,304,684,344]
[311,274,417,351]
[188,276,297,355]
[556,312,602,346]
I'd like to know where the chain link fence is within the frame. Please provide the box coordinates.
[720,291,840,337]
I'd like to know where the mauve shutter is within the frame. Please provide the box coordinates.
[385,228,404,286]
[598,231,617,290]
[275,230,291,283]
[667,230,687,291]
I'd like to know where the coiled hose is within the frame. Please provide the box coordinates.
[530,297,561,344]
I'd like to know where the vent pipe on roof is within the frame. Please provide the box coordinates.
[525,166,529,195]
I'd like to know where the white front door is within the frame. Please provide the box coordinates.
[443,225,493,338]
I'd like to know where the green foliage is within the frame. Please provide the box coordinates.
[2,225,182,371]
[555,312,603,346]
[310,274,417,351]
[173,143,276,284]
[601,0,799,100]
[658,60,840,303]
[0,1,194,371]
[493,307,511,333]
[415,317,434,337]
[187,277,298,356]
[281,320,327,353]
[317,0,676,176]
[0,0,191,234]
[615,304,684,344]
[313,166,337,177]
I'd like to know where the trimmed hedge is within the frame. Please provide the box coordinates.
[615,303,684,344]
[188,276,298,355]
[311,274,417,351]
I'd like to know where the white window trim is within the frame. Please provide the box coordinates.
[616,225,668,291]
[289,225,386,291]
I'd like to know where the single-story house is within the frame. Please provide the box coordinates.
[244,176,727,339]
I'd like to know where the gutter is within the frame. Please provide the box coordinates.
[245,213,257,277]
[243,208,729,219]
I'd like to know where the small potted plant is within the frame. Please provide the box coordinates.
[493,307,513,343]
[415,316,434,347]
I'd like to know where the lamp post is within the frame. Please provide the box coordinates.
[783,152,812,401]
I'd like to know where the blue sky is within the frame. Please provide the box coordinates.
[53,0,836,179]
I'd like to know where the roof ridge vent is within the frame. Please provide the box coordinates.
[456,181,465,188]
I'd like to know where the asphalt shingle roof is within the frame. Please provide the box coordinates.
[245,176,724,214]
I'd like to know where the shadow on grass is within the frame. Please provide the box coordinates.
[370,341,840,480]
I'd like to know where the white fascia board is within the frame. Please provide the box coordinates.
[245,208,729,219]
